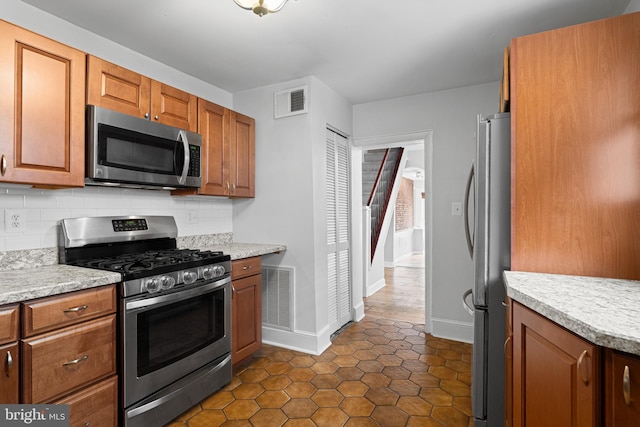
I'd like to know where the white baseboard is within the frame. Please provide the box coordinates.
[430,317,474,344]
[365,278,385,297]
[262,325,331,356]
[353,301,365,322]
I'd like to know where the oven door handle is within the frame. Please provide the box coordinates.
[126,276,230,311]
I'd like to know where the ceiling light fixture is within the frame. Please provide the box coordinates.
[233,0,290,17]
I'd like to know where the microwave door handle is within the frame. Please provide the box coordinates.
[178,130,190,185]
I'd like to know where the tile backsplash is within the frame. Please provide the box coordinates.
[0,184,233,252]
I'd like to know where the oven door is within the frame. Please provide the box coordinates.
[122,276,231,408]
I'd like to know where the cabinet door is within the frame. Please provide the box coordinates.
[229,111,255,198]
[198,98,230,196]
[511,12,640,279]
[0,342,19,403]
[86,55,151,119]
[512,302,600,427]
[0,21,85,187]
[505,298,513,427]
[605,349,640,426]
[150,80,197,132]
[232,273,262,364]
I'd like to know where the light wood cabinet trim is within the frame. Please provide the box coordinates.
[0,20,85,188]
[0,304,19,345]
[22,314,117,403]
[0,342,19,403]
[232,257,262,280]
[22,285,116,337]
[55,375,118,427]
[86,55,151,119]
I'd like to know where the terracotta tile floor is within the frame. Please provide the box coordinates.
[167,317,472,426]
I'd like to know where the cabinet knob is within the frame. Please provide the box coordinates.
[624,365,631,406]
[144,113,150,119]
[1,154,6,176]
[154,115,159,120]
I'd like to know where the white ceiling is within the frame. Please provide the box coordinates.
[22,0,631,105]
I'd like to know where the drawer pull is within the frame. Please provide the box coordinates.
[83,423,90,427]
[624,365,631,406]
[243,265,252,270]
[577,350,589,384]
[1,154,6,176]
[64,305,88,313]
[5,350,12,377]
[63,355,89,366]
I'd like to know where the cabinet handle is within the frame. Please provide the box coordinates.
[231,183,236,193]
[504,336,512,359]
[63,355,89,366]
[5,350,12,377]
[577,350,589,384]
[624,365,631,406]
[83,423,90,427]
[231,284,235,298]
[144,113,150,119]
[243,265,252,270]
[64,304,88,313]
[226,182,230,193]
[1,154,6,176]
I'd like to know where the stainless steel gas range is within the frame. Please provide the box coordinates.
[59,216,232,427]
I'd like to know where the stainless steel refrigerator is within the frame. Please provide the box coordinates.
[462,113,510,427]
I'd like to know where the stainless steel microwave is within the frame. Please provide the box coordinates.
[86,105,202,190]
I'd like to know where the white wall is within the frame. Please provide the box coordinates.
[353,82,499,342]
[233,76,353,354]
[626,0,640,13]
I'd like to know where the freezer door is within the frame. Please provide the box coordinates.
[472,307,488,423]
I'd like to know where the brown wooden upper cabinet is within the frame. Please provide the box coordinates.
[510,11,640,280]
[0,20,85,188]
[229,110,256,198]
[86,55,197,132]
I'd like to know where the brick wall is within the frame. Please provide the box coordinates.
[395,178,414,231]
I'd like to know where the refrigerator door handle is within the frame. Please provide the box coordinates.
[462,289,474,317]
[463,161,475,259]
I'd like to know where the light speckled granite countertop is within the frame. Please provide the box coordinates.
[504,271,640,356]
[0,240,286,305]
[0,265,121,305]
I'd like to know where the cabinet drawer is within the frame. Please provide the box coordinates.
[22,285,116,337]
[22,315,117,403]
[0,304,19,345]
[232,257,261,280]
[55,375,118,427]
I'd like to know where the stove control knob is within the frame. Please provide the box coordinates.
[145,278,160,293]
[183,270,197,284]
[202,267,214,280]
[213,265,226,277]
[160,276,175,290]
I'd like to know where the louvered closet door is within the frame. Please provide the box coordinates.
[326,128,352,335]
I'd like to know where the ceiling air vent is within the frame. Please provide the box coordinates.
[274,85,308,119]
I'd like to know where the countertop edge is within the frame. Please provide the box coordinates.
[504,271,640,357]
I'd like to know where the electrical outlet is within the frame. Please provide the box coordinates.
[186,210,199,224]
[5,209,27,233]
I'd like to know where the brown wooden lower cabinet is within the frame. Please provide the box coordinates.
[512,302,600,427]
[232,257,262,365]
[55,375,118,427]
[0,341,19,403]
[605,349,640,426]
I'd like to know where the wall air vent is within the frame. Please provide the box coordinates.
[262,265,294,331]
[274,85,308,119]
